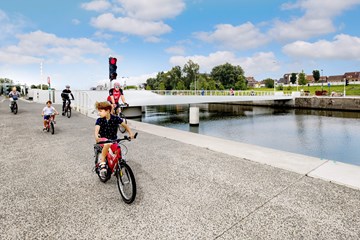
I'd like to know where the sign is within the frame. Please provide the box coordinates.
[47,76,51,85]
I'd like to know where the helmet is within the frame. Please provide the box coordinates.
[65,85,70,88]
[113,82,120,88]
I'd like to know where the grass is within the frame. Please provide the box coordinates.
[252,84,360,96]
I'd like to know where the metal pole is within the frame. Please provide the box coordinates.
[274,79,275,95]
[40,62,43,90]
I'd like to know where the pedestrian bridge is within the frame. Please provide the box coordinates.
[30,89,297,118]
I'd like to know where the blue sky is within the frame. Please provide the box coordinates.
[1,0,360,90]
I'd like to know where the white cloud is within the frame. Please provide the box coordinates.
[116,0,185,21]
[283,34,360,60]
[72,19,81,25]
[81,0,111,11]
[91,13,172,36]
[269,0,360,41]
[0,9,28,41]
[194,23,268,50]
[166,46,185,55]
[169,51,278,79]
[0,30,111,64]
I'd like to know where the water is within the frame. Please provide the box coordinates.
[139,104,360,166]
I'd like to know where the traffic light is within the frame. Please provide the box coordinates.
[346,79,349,86]
[109,57,117,80]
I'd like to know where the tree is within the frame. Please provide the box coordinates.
[298,71,307,85]
[0,78,14,84]
[210,63,246,89]
[290,73,297,84]
[183,60,199,90]
[264,78,274,88]
[312,70,320,82]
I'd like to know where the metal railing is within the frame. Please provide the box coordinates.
[150,90,292,96]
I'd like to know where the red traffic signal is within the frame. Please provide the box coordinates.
[109,57,117,80]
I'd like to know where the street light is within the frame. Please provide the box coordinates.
[321,69,323,91]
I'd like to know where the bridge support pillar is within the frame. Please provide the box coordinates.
[189,107,199,126]
[123,106,142,118]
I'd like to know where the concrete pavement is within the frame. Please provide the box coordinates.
[0,98,360,239]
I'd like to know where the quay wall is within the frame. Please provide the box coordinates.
[229,97,360,111]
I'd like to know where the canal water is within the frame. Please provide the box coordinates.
[139,104,360,166]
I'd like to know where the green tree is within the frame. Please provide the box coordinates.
[183,60,199,90]
[290,73,297,84]
[210,63,246,89]
[175,80,185,90]
[298,71,307,85]
[0,78,14,84]
[312,70,320,82]
[264,78,274,88]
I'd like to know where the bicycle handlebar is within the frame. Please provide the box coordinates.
[96,132,138,145]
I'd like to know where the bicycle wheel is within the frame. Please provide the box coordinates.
[116,161,136,204]
[119,113,127,133]
[66,106,71,118]
[50,121,55,135]
[13,102,18,114]
[95,152,110,183]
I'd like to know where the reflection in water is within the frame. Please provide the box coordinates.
[140,104,360,166]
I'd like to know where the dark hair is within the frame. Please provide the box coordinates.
[46,100,52,104]
[95,101,112,112]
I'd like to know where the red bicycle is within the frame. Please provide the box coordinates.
[93,133,138,204]
[44,114,57,135]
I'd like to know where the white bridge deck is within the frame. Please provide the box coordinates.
[30,89,296,117]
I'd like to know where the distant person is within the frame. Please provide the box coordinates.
[61,85,74,115]
[230,88,234,96]
[8,86,20,109]
[41,100,59,131]
[107,82,127,115]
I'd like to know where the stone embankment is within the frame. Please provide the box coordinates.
[295,96,360,111]
[231,96,360,111]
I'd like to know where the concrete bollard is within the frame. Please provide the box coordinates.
[189,107,199,126]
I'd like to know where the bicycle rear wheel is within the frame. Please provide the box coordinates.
[119,113,127,133]
[116,161,136,204]
[50,121,55,134]
[13,102,18,114]
[66,106,71,118]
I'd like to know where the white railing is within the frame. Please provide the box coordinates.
[150,90,292,96]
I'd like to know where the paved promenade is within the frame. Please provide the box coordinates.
[1,98,360,240]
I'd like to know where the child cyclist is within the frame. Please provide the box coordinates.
[94,101,135,177]
[41,100,59,131]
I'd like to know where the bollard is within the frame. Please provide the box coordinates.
[189,107,199,126]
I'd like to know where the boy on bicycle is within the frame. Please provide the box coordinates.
[94,101,135,177]
[41,100,59,131]
[8,87,20,110]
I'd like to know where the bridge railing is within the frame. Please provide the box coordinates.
[151,90,292,96]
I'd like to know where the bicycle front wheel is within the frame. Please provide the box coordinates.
[50,121,55,134]
[13,102,18,114]
[119,113,127,133]
[66,106,71,118]
[116,162,136,204]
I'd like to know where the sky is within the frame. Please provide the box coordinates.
[1,0,360,90]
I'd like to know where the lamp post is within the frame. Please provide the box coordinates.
[321,69,323,92]
[274,79,276,95]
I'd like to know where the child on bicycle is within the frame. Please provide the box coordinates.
[41,100,59,131]
[94,101,135,177]
[8,86,20,109]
